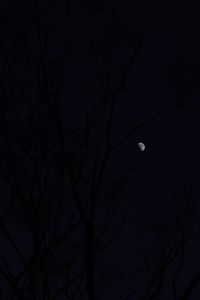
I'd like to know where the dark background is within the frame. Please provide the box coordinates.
[1,0,200,299]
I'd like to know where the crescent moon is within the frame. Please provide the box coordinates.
[138,142,145,151]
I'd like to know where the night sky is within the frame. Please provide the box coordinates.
[59,2,200,298]
[1,0,200,299]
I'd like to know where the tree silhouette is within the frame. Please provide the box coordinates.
[113,172,200,300]
[2,1,200,300]
[0,1,142,299]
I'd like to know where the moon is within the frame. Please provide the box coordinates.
[138,142,145,151]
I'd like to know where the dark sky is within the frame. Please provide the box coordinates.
[60,0,200,214]
[57,3,200,298]
[1,1,200,299]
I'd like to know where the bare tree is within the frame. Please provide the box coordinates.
[0,1,141,299]
[2,1,196,300]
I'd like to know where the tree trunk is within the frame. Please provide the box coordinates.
[85,222,95,300]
